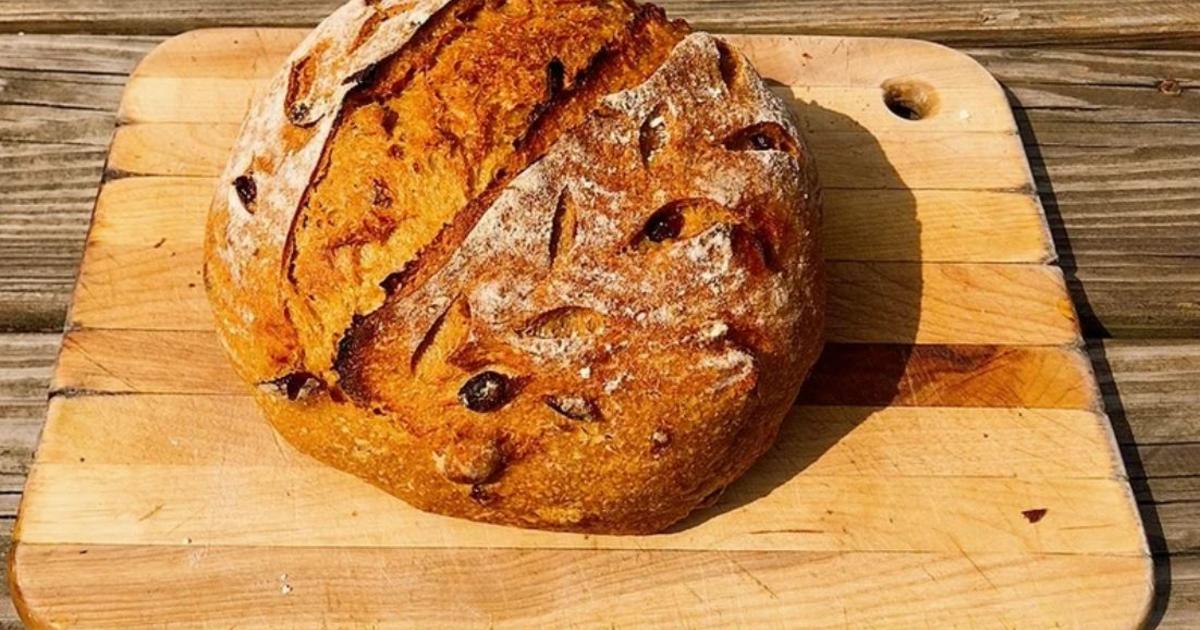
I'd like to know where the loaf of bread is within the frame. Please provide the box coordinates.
[204,0,823,534]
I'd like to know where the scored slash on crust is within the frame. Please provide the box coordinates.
[327,4,693,396]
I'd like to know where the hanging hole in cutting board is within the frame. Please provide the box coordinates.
[882,79,939,121]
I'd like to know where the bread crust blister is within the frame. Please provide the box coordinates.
[205,0,823,534]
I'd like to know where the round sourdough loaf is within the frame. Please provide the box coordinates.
[204,0,823,534]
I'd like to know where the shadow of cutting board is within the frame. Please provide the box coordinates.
[10,29,1153,628]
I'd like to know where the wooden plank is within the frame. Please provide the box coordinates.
[72,175,1070,342]
[17,459,1143,553]
[38,396,1121,478]
[52,330,239,395]
[107,124,236,176]
[1068,266,1200,339]
[117,77,259,123]
[0,524,15,629]
[2,0,1198,49]
[109,125,1032,194]
[824,189,1050,263]
[69,177,212,330]
[827,262,1077,345]
[0,68,126,113]
[1134,476,1200,505]
[970,47,1200,87]
[0,140,99,332]
[0,333,58,409]
[1090,339,1200,444]
[1156,502,1200,555]
[1128,443,1200,486]
[50,328,1091,408]
[0,33,159,75]
[9,544,1152,629]
[0,103,114,147]
[800,343,1097,410]
[134,30,1003,88]
[1007,86,1200,125]
[0,333,53,626]
[90,171,1051,268]
[0,334,57,494]
[1162,555,1200,629]
[68,256,1081,343]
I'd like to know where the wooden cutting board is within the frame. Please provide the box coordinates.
[10,30,1153,628]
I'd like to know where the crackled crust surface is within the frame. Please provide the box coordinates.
[204,0,823,534]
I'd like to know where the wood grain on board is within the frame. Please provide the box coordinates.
[6,30,1153,628]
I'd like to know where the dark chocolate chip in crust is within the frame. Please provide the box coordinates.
[643,207,684,242]
[546,57,566,98]
[344,61,381,88]
[284,373,321,400]
[459,371,512,412]
[469,484,495,505]
[258,372,322,401]
[381,108,400,136]
[544,395,601,422]
[233,174,257,210]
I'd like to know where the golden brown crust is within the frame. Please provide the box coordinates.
[205,0,823,534]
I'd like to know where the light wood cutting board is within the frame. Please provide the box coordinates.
[10,29,1153,628]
